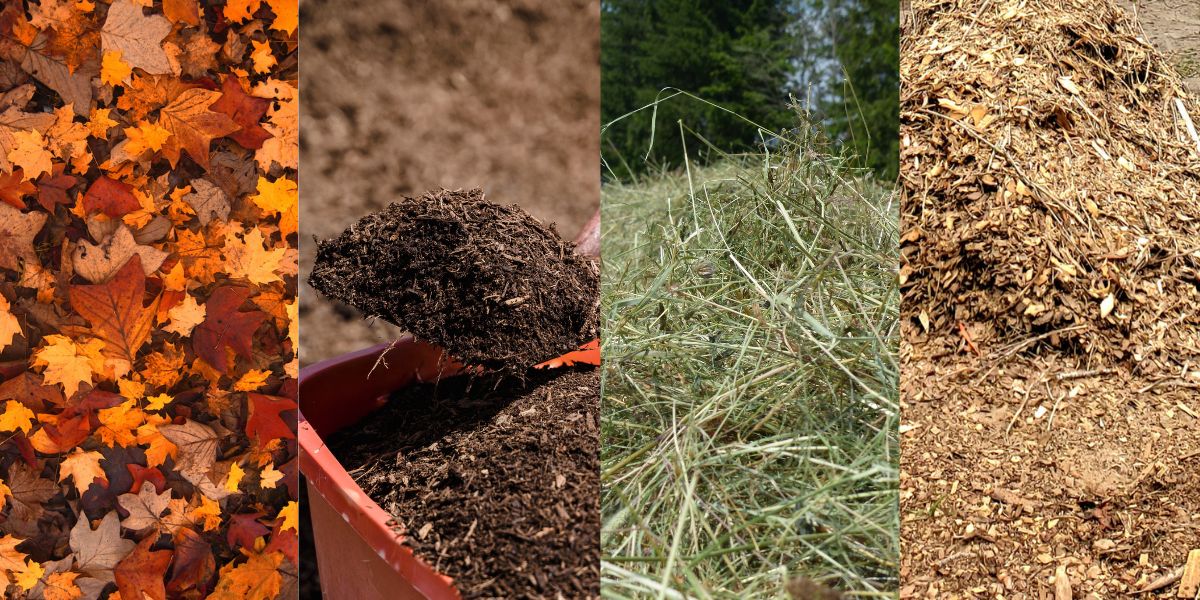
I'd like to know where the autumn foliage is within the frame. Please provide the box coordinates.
[0,0,298,598]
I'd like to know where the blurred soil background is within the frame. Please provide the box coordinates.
[299,2,598,598]
[300,0,600,367]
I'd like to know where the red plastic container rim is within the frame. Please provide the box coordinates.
[298,336,462,598]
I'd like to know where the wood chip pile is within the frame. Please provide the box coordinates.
[900,0,1200,373]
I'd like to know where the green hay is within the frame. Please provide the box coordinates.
[600,118,900,598]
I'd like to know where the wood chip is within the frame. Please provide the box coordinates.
[1180,549,1200,598]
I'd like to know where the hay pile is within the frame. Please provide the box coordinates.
[900,0,1200,373]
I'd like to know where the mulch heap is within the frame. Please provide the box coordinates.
[900,0,1200,597]
[327,368,600,599]
[308,188,599,374]
[901,0,1200,374]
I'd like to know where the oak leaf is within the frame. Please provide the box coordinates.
[70,511,134,584]
[0,202,47,272]
[100,0,172,75]
[68,256,160,375]
[192,286,266,373]
[158,88,240,169]
[113,534,170,600]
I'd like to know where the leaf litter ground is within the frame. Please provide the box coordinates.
[308,189,600,597]
[900,0,1200,596]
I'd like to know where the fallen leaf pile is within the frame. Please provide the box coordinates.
[900,0,1200,374]
[0,1,298,598]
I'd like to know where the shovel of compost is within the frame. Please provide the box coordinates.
[308,188,599,375]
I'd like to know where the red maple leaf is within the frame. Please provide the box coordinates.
[168,527,217,595]
[114,534,173,600]
[246,393,296,442]
[192,286,267,373]
[0,168,35,209]
[227,512,269,551]
[83,176,140,218]
[210,76,273,150]
[37,164,79,212]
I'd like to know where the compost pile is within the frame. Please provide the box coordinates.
[900,0,1200,373]
[309,188,599,373]
[327,368,600,598]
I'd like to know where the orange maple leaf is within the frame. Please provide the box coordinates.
[534,338,601,369]
[68,256,160,378]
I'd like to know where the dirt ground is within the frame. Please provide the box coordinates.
[899,0,1200,597]
[1121,0,1200,95]
[300,0,600,366]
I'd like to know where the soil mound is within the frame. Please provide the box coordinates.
[901,0,1200,372]
[308,189,599,373]
[327,368,600,599]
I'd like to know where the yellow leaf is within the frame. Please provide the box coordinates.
[137,420,177,467]
[190,495,222,532]
[233,369,270,392]
[161,261,188,292]
[117,378,145,401]
[223,0,262,22]
[225,462,245,493]
[0,401,34,433]
[209,548,282,600]
[15,559,43,591]
[32,335,95,397]
[259,463,282,489]
[101,50,132,86]
[7,131,53,181]
[145,393,172,411]
[0,295,21,352]
[42,571,81,600]
[250,41,277,74]
[265,0,297,34]
[87,108,118,138]
[223,227,285,285]
[123,121,172,155]
[277,500,297,532]
[96,399,144,447]
[0,534,28,573]
[163,294,205,337]
[250,176,297,236]
[0,481,10,511]
[58,448,107,494]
